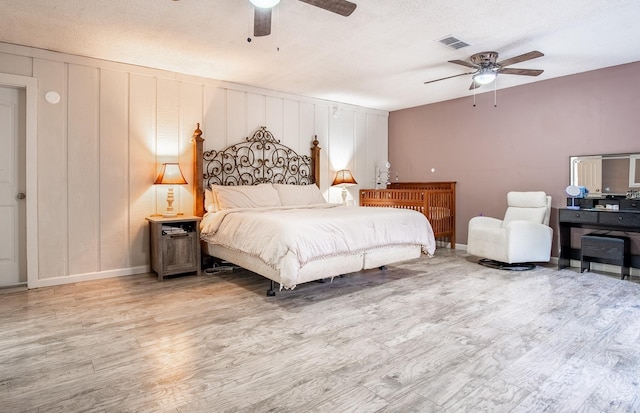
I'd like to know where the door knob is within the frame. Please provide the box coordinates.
[16,193,26,200]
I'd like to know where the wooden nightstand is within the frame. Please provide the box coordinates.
[146,216,202,281]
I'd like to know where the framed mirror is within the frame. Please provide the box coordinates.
[630,155,640,188]
[570,153,640,196]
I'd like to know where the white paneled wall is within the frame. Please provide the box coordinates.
[0,42,388,287]
[67,64,100,275]
[99,69,129,271]
[129,74,156,270]
[32,58,68,280]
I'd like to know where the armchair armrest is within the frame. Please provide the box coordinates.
[469,216,503,231]
[506,220,553,262]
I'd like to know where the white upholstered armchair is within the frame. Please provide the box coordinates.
[467,191,553,269]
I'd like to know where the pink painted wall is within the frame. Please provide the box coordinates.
[389,62,640,254]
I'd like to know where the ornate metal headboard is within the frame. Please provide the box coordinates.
[192,125,321,216]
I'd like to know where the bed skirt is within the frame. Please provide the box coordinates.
[203,242,422,289]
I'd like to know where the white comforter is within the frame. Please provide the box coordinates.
[200,204,436,288]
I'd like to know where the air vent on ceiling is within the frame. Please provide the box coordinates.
[437,35,470,50]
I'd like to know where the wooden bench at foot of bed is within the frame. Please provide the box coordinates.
[359,182,456,248]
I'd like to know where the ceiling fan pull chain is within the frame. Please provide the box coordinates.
[275,4,280,51]
[473,85,476,107]
[247,2,254,42]
[494,78,497,108]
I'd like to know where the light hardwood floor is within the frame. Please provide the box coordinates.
[1,250,640,412]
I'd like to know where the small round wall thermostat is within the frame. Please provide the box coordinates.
[45,91,60,104]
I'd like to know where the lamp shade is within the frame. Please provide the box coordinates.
[332,169,357,186]
[154,163,188,185]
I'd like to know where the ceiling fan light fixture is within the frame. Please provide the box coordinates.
[473,67,497,85]
[250,0,280,8]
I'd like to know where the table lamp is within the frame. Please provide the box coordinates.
[154,163,188,217]
[332,169,357,205]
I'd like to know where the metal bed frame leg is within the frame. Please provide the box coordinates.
[267,280,276,297]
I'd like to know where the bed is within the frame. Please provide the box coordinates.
[192,125,436,295]
[359,182,456,247]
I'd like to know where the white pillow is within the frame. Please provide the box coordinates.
[204,188,217,213]
[212,184,281,209]
[507,191,548,208]
[274,184,326,206]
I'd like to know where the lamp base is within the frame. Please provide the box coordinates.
[163,187,177,218]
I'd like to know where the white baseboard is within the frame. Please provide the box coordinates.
[436,240,463,250]
[452,243,465,251]
[29,265,150,289]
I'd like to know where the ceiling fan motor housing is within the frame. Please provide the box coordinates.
[470,51,499,67]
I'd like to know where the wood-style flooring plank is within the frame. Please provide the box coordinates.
[1,250,640,412]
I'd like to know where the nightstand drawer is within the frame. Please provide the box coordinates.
[162,232,198,274]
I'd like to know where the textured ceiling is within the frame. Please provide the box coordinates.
[1,0,639,111]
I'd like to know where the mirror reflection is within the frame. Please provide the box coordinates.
[570,153,640,199]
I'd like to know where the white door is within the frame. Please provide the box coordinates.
[0,86,26,286]
[572,156,602,195]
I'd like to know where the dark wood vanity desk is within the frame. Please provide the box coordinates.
[558,199,640,270]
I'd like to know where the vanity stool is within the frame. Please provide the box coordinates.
[581,234,630,279]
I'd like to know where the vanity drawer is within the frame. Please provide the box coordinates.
[598,211,640,227]
[620,199,640,211]
[559,209,598,224]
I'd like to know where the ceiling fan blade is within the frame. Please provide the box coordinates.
[298,0,357,16]
[424,71,476,85]
[499,68,544,76]
[254,7,272,37]
[497,51,544,67]
[448,59,479,69]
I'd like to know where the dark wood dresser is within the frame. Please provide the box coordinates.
[558,199,640,270]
